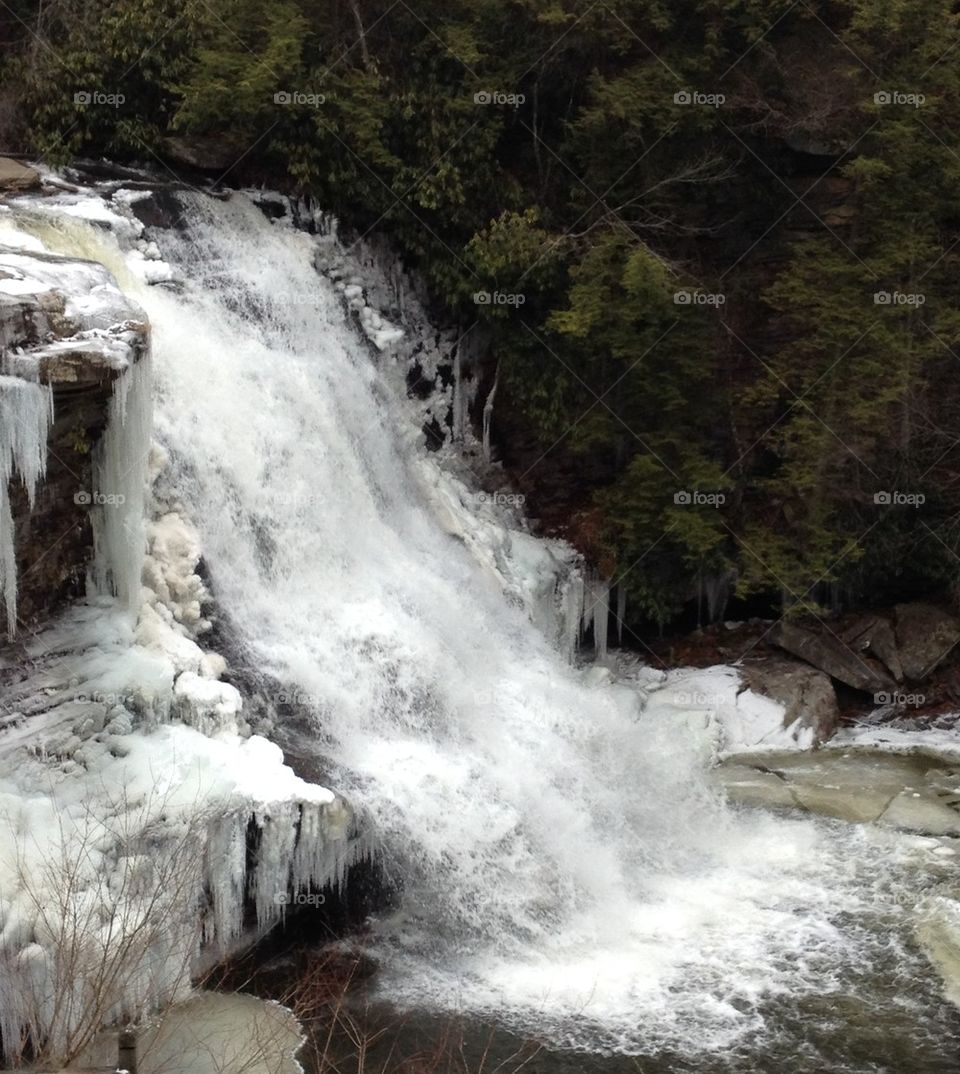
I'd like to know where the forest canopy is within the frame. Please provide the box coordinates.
[4,0,960,632]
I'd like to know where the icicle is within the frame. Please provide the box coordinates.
[560,570,584,665]
[0,484,14,636]
[592,578,610,662]
[452,346,465,443]
[481,361,499,463]
[705,571,732,624]
[205,813,248,945]
[0,375,54,634]
[616,581,626,645]
[293,800,364,895]
[251,805,299,929]
[90,352,152,611]
[578,575,611,663]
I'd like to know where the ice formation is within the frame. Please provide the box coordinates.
[0,374,53,633]
[89,350,152,610]
[0,205,362,1065]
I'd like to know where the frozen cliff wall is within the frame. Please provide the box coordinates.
[0,214,149,637]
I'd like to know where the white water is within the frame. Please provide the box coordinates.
[12,189,960,1063]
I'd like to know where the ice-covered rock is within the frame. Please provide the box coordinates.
[0,223,150,638]
[741,659,839,748]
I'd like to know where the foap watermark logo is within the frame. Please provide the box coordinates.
[275,291,318,307]
[274,890,326,909]
[874,290,925,307]
[874,90,925,109]
[74,489,126,507]
[874,491,926,508]
[274,90,326,107]
[673,89,725,109]
[674,490,726,507]
[275,689,323,706]
[74,90,125,108]
[674,289,725,307]
[473,290,526,307]
[474,90,526,108]
[474,491,526,508]
[674,690,725,707]
[269,489,324,509]
[875,690,926,708]
[72,689,136,706]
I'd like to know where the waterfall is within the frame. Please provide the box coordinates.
[5,186,956,1063]
[0,375,54,633]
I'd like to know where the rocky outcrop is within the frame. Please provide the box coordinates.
[162,135,241,172]
[842,614,904,682]
[771,620,897,695]
[0,240,148,636]
[742,658,839,747]
[768,605,960,700]
[717,748,960,837]
[0,157,39,193]
[895,602,960,681]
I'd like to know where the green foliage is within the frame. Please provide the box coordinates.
[10,0,960,633]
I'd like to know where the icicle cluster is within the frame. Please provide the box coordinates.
[205,800,368,946]
[90,352,153,610]
[553,571,623,664]
[0,375,54,634]
[581,575,611,662]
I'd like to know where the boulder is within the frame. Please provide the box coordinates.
[743,658,839,747]
[0,157,40,193]
[161,136,240,172]
[771,621,897,695]
[895,602,960,681]
[0,247,148,384]
[842,615,904,682]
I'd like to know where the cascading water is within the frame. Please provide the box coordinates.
[9,187,960,1069]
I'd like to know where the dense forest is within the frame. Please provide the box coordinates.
[4,0,960,634]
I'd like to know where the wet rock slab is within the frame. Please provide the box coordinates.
[717,747,960,836]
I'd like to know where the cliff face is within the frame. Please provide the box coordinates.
[0,163,149,638]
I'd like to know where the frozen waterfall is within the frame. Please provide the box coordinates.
[2,184,958,1064]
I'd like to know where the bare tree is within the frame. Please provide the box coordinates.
[0,784,209,1068]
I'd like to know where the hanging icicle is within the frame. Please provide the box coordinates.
[580,574,611,663]
[0,375,54,635]
[90,353,153,611]
[592,578,610,663]
[481,361,500,463]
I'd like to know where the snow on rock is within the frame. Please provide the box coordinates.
[0,590,360,1062]
[618,661,824,757]
[0,245,147,380]
[826,724,960,762]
